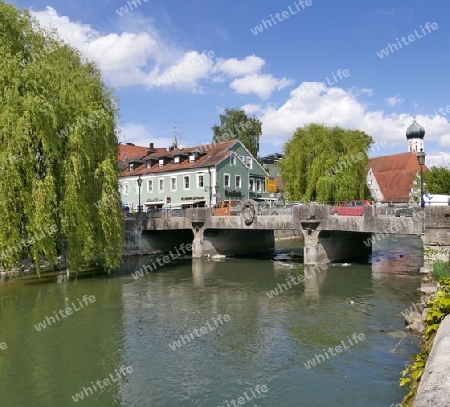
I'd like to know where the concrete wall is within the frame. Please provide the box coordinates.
[414,315,450,407]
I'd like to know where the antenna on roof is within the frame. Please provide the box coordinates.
[172,122,186,149]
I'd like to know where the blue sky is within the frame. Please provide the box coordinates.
[8,0,450,166]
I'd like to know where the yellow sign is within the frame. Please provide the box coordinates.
[265,177,277,193]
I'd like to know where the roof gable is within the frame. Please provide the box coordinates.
[368,152,427,202]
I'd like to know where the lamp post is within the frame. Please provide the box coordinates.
[417,149,426,209]
[137,175,143,213]
[205,183,219,207]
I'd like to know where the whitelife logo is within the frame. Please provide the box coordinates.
[250,0,313,35]
[34,295,96,332]
[131,243,192,280]
[217,384,269,407]
[169,314,231,350]
[376,22,439,59]
[303,332,366,369]
[71,365,133,402]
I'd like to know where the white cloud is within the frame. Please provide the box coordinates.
[230,74,294,99]
[349,87,374,97]
[119,123,172,147]
[241,104,262,114]
[214,55,265,77]
[30,7,288,97]
[425,151,450,168]
[385,96,404,106]
[149,51,214,89]
[258,82,450,151]
[437,134,450,148]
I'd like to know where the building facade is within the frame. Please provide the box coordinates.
[366,119,426,203]
[119,140,271,211]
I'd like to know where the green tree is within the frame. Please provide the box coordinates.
[424,166,450,195]
[212,108,262,156]
[280,124,373,203]
[0,2,123,273]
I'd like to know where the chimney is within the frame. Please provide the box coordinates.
[148,142,154,154]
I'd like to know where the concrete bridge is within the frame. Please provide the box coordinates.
[125,202,450,268]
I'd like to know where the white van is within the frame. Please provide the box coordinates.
[423,194,450,206]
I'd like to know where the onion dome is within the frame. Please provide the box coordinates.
[406,119,425,140]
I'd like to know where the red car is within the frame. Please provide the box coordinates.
[331,200,371,216]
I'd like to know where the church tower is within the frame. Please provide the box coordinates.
[406,117,425,153]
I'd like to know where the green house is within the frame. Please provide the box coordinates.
[119,139,271,211]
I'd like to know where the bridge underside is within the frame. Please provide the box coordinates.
[140,229,194,253]
[303,230,372,264]
[201,229,275,257]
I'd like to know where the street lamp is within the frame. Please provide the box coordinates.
[417,149,426,209]
[204,183,219,207]
[137,175,143,213]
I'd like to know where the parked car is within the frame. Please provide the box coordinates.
[331,200,371,216]
[212,200,241,216]
[395,207,414,217]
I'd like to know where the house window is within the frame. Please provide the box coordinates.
[189,154,195,163]
[367,180,373,185]
[174,156,180,164]
[184,176,190,190]
[239,155,245,162]
[158,178,164,193]
[256,179,261,192]
[197,173,204,188]
[230,156,236,166]
[147,179,153,193]
[235,175,241,189]
[224,174,230,188]
[246,156,253,169]
[123,182,129,195]
[249,178,254,191]
[171,177,177,191]
[158,158,164,166]
[146,162,151,168]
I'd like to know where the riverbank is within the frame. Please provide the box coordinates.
[400,263,450,406]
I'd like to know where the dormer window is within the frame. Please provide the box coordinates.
[129,163,134,171]
[159,158,164,166]
[174,156,180,164]
[189,154,195,163]
[146,162,151,168]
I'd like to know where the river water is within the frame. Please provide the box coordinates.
[0,236,423,407]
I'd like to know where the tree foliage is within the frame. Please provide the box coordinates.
[280,124,373,203]
[424,166,450,195]
[212,108,262,156]
[0,2,123,273]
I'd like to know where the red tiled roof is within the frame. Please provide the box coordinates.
[369,152,428,203]
[120,140,240,176]
[118,144,149,162]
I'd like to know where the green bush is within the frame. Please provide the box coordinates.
[432,261,450,281]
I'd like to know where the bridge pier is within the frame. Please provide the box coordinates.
[302,229,372,264]
[192,226,205,259]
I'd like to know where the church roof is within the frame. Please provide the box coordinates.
[368,152,428,202]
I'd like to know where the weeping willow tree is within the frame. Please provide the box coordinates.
[280,124,373,204]
[0,2,123,273]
